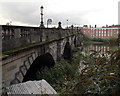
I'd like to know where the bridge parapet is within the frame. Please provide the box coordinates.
[1,25,84,91]
[1,25,82,51]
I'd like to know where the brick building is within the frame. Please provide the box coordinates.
[82,25,120,38]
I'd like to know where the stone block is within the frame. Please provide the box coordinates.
[15,71,23,83]
[20,65,27,76]
[24,60,30,70]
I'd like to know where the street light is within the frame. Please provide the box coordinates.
[67,19,68,29]
[40,6,45,28]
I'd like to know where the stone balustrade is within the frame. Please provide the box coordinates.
[1,25,82,51]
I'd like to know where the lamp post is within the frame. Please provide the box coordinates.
[67,19,68,29]
[40,6,44,28]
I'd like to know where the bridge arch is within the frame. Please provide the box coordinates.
[74,36,77,47]
[11,52,55,83]
[63,42,72,60]
[22,52,55,82]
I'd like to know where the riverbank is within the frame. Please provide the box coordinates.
[83,36,118,46]
[35,46,120,95]
[83,41,118,46]
[83,41,104,44]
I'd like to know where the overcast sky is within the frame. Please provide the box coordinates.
[0,0,119,27]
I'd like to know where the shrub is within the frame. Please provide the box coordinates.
[91,38,106,42]
[71,49,120,95]
[36,49,120,95]
[107,36,117,45]
[36,52,81,93]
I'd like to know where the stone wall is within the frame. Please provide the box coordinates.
[1,25,81,51]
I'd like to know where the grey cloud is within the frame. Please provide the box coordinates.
[118,1,120,24]
[0,2,40,25]
[0,2,92,26]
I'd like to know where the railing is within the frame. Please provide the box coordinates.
[1,25,82,51]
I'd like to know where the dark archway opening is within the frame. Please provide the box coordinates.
[74,37,77,47]
[22,53,55,82]
[63,42,72,60]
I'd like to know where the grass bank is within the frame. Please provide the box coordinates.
[83,35,118,45]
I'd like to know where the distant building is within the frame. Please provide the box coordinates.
[82,25,120,38]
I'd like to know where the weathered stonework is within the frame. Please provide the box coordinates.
[1,25,83,89]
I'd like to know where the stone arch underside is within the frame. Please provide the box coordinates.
[63,42,72,60]
[22,52,55,82]
[9,52,55,85]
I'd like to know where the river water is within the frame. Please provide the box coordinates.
[79,43,118,74]
[82,43,118,54]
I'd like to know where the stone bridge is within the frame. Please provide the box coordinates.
[1,23,83,88]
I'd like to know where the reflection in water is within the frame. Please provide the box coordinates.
[79,43,118,76]
[83,44,118,54]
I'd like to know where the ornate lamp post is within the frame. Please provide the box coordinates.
[67,19,68,29]
[40,6,44,28]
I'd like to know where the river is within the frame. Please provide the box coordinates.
[79,42,119,77]
[82,43,118,54]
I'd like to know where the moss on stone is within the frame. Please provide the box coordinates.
[2,33,79,58]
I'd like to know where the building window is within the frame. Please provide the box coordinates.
[104,31,106,36]
[96,31,98,37]
[108,32,109,37]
